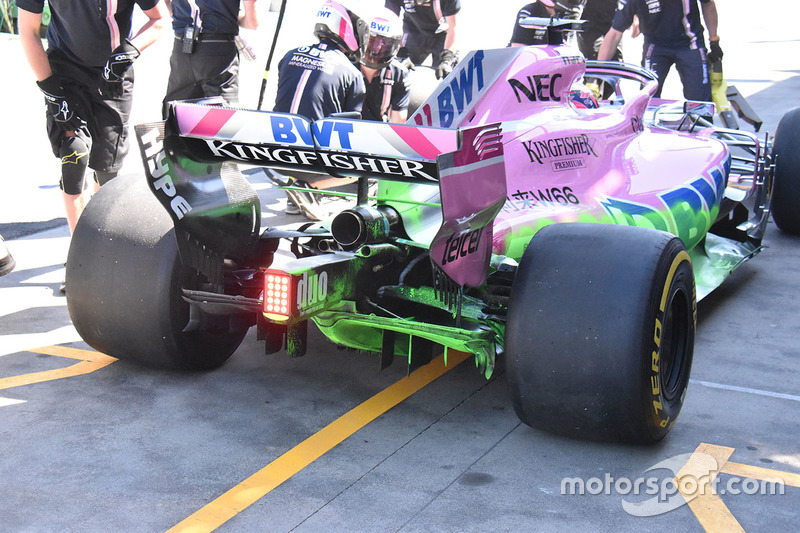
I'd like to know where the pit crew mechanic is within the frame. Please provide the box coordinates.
[162,0,260,117]
[385,0,461,79]
[17,0,167,237]
[597,0,721,101]
[272,0,367,219]
[509,0,584,46]
[577,0,621,61]
[360,8,411,123]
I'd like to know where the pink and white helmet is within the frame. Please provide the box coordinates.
[314,0,370,59]
[360,8,403,69]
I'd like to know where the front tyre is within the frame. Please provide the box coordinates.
[66,174,248,370]
[771,107,800,235]
[506,224,696,443]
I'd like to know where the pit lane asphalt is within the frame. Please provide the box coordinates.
[2,2,800,531]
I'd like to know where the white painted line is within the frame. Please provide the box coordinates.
[0,326,83,357]
[0,396,26,408]
[691,379,800,402]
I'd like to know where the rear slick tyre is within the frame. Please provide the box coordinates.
[66,174,247,370]
[506,223,696,443]
[771,107,800,235]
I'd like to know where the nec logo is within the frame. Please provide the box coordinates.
[436,50,486,127]
[508,74,564,103]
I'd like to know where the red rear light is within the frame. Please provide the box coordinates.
[264,270,293,319]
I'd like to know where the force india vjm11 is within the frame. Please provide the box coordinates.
[66,21,800,443]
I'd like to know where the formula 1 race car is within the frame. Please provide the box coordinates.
[66,21,800,443]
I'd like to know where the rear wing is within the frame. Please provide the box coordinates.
[165,102,458,183]
[137,103,505,290]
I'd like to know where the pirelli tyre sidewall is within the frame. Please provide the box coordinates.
[771,107,800,235]
[66,173,247,370]
[505,223,696,443]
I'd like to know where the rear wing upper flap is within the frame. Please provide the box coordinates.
[430,123,507,290]
[165,102,459,184]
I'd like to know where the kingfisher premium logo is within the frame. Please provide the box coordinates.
[522,134,598,166]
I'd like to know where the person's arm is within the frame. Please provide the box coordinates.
[701,0,718,39]
[597,27,624,61]
[129,0,168,52]
[239,0,259,30]
[443,14,456,50]
[389,109,407,123]
[17,8,51,81]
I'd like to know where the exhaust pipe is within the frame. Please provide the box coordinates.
[331,205,401,249]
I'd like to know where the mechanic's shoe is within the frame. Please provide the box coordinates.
[285,197,301,215]
[59,262,66,294]
[0,235,15,277]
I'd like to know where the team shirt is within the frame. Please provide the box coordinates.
[509,2,553,45]
[274,41,365,121]
[16,0,159,67]
[170,0,241,34]
[611,0,711,49]
[581,0,618,36]
[361,60,411,122]
[385,0,461,34]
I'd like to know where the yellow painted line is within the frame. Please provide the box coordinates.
[168,351,471,533]
[721,461,800,489]
[676,443,744,533]
[0,345,116,390]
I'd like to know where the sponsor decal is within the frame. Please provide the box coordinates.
[521,134,598,164]
[203,140,437,181]
[508,73,563,103]
[440,227,484,265]
[270,115,354,149]
[645,0,661,14]
[139,128,192,220]
[415,50,486,127]
[601,166,727,246]
[370,20,392,33]
[297,270,328,313]
[552,159,585,171]
[502,187,580,212]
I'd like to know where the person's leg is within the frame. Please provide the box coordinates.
[163,37,202,117]
[52,130,90,232]
[674,46,712,101]
[642,43,676,98]
[88,68,134,187]
[404,28,436,66]
[196,40,240,105]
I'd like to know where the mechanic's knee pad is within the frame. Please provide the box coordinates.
[59,135,90,195]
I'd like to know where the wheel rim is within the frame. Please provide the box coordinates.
[660,287,691,401]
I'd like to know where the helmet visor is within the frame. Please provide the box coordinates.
[361,33,401,68]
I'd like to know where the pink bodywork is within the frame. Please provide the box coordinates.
[409,46,730,258]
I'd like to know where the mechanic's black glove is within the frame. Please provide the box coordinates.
[101,40,140,98]
[400,57,416,71]
[36,76,85,132]
[707,37,723,64]
[435,49,456,80]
